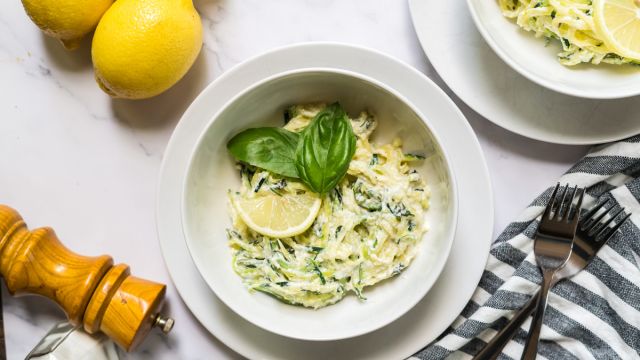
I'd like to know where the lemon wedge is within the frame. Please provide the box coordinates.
[594,0,640,61]
[231,189,321,238]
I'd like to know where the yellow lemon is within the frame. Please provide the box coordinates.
[91,0,202,99]
[593,0,640,61]
[21,0,113,50]
[230,190,322,239]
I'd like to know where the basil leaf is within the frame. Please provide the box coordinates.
[295,103,356,194]
[227,127,300,178]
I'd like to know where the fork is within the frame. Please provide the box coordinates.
[474,195,631,360]
[520,184,582,359]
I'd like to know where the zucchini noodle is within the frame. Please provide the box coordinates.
[226,104,430,309]
[498,0,636,65]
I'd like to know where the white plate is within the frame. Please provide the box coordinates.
[181,68,458,341]
[158,43,493,360]
[467,0,640,99]
[409,0,640,145]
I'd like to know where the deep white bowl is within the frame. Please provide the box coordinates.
[181,68,457,341]
[467,0,640,99]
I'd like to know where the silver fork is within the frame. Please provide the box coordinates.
[563,199,630,276]
[474,189,631,360]
[521,184,582,359]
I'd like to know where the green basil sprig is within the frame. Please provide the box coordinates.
[295,103,356,194]
[226,103,357,194]
[227,127,300,178]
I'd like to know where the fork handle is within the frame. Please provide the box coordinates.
[472,291,539,360]
[521,271,554,360]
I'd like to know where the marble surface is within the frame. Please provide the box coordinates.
[0,0,590,359]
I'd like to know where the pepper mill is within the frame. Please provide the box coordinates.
[0,205,174,351]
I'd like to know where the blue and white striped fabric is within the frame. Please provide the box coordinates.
[413,135,640,359]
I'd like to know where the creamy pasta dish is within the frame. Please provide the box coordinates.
[498,0,638,65]
[226,104,430,309]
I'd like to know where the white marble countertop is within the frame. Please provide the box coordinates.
[0,0,590,359]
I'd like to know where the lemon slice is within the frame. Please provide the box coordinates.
[231,190,321,238]
[593,0,640,60]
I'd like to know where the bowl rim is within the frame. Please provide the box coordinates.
[180,67,459,341]
[465,0,640,100]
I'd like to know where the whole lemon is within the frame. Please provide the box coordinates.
[22,0,113,50]
[91,0,203,99]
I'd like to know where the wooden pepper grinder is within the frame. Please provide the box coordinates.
[0,205,174,351]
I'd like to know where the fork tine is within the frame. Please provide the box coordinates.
[584,199,611,232]
[580,198,610,230]
[543,183,560,220]
[571,188,585,222]
[599,213,632,242]
[556,184,570,219]
[562,186,578,222]
[594,208,625,239]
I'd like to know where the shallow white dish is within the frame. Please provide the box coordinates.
[158,43,493,359]
[467,0,640,99]
[409,0,640,144]
[181,68,458,341]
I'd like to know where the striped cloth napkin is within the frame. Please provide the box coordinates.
[413,135,640,359]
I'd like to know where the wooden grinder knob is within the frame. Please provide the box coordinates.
[0,205,173,351]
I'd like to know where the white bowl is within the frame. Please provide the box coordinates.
[181,68,457,341]
[467,0,640,99]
